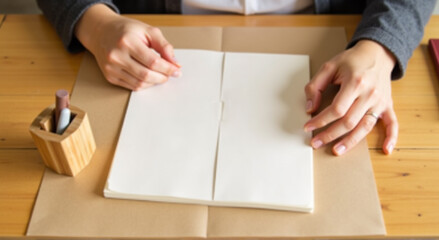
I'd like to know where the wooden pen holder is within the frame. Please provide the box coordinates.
[29,105,96,176]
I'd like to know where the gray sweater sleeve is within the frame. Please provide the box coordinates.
[347,0,435,79]
[37,0,119,53]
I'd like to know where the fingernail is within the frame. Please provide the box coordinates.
[306,100,313,112]
[334,144,346,155]
[173,57,181,68]
[172,70,182,78]
[387,143,394,154]
[304,125,316,132]
[311,139,323,149]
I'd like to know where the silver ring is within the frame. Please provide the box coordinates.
[365,111,380,120]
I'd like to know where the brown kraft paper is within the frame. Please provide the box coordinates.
[27,27,385,238]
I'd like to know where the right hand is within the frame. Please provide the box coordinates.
[75,4,181,90]
[304,40,398,155]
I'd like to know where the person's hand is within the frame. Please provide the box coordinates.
[75,4,181,90]
[304,40,398,155]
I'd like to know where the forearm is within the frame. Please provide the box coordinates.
[75,3,120,53]
[37,0,119,52]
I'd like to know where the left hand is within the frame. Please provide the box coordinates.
[304,40,398,155]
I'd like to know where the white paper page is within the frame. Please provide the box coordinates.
[106,49,223,202]
[214,52,313,211]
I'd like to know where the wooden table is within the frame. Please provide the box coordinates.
[0,14,438,238]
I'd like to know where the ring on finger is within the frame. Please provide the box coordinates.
[365,111,380,120]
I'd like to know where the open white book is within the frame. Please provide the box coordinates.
[104,49,313,212]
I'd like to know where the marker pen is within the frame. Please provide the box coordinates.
[56,108,71,134]
[55,89,70,127]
